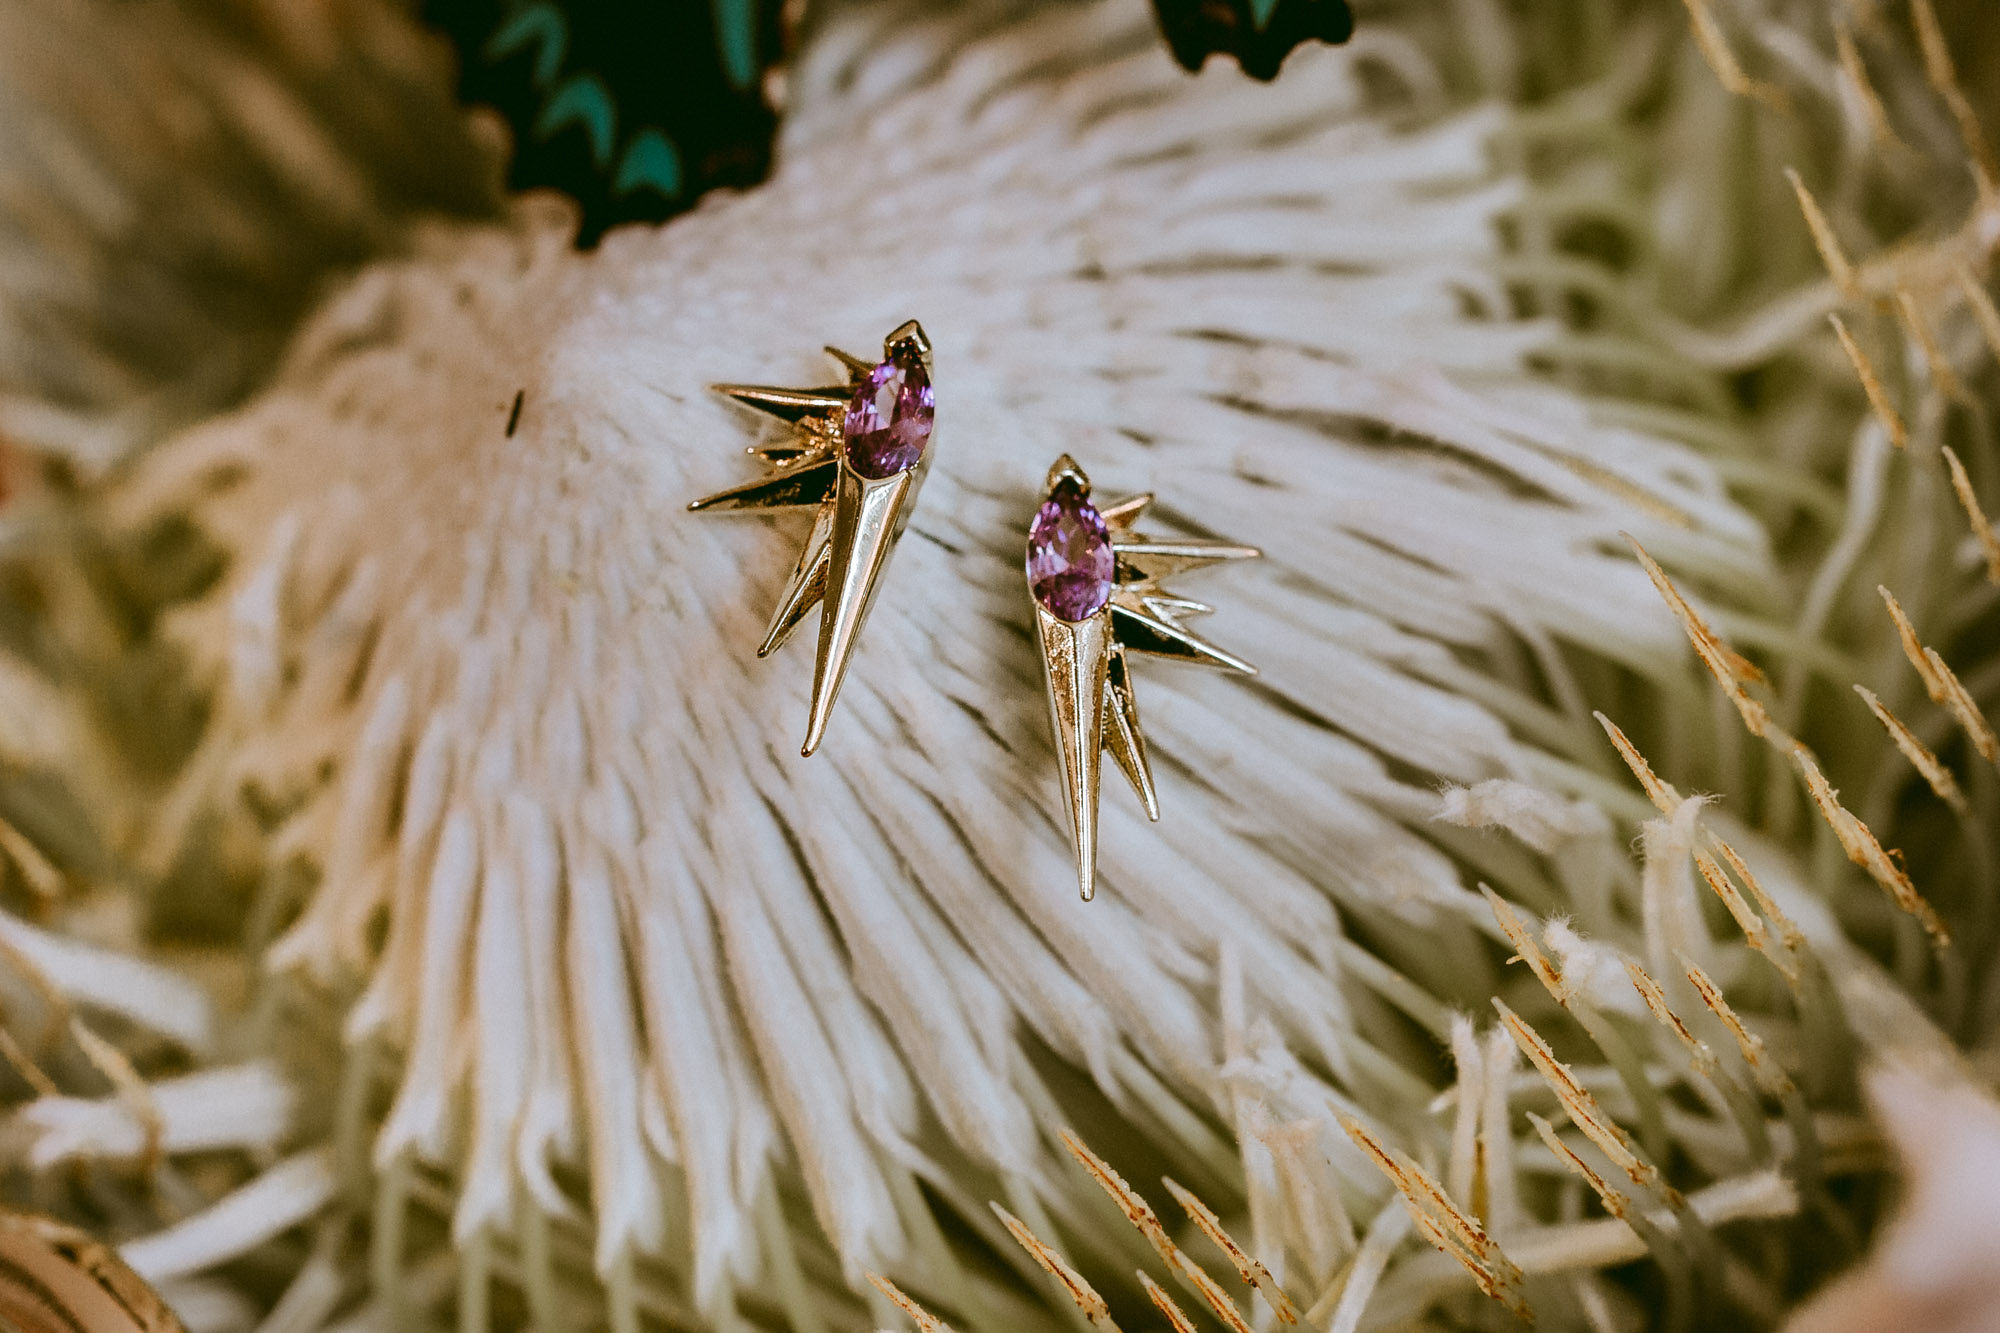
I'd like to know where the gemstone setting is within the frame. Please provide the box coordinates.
[1027,476,1117,621]
[842,342,933,479]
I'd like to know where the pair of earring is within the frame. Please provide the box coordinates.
[690,322,1259,900]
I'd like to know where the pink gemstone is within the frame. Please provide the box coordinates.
[843,342,933,479]
[1027,477,1116,621]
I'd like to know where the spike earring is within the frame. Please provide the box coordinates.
[690,322,935,756]
[1024,455,1260,900]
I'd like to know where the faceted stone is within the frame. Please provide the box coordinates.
[1027,477,1117,621]
[842,342,933,478]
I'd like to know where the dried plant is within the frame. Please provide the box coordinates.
[0,0,1995,1331]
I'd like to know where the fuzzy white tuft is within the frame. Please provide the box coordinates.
[113,0,1780,1319]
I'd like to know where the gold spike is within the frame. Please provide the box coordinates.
[803,465,922,756]
[1037,603,1113,899]
[825,346,875,377]
[0,1026,57,1099]
[1877,587,1997,763]
[758,504,834,658]
[1103,648,1160,820]
[686,456,839,512]
[1110,598,1258,674]
[1114,538,1263,582]
[712,383,851,423]
[70,1019,165,1179]
[1527,1112,1632,1222]
[1099,492,1154,530]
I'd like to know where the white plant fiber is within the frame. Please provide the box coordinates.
[108,0,1785,1322]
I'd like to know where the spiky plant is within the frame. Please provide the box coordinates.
[0,1,1996,1331]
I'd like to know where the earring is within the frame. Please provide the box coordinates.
[690,322,935,756]
[1025,455,1260,900]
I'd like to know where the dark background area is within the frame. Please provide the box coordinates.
[422,0,1354,244]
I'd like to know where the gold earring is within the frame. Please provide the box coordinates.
[690,322,934,756]
[1025,454,1259,899]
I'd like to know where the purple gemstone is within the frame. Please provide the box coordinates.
[843,343,933,479]
[1027,477,1117,622]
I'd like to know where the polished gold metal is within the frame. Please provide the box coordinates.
[1029,456,1259,899]
[690,322,933,756]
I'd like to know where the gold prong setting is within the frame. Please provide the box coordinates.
[690,322,935,755]
[1026,455,1259,899]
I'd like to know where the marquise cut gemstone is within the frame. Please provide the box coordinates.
[1027,477,1117,621]
[842,343,934,479]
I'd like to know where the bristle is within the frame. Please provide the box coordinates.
[1879,586,1947,701]
[1786,170,1856,293]
[1057,1131,1255,1333]
[1855,684,1968,814]
[1627,538,1785,742]
[1138,1273,1200,1333]
[1911,0,1998,195]
[1828,315,1909,451]
[1626,962,1720,1078]
[1160,1177,1300,1325]
[1684,962,1795,1099]
[1834,23,1902,151]
[1494,1002,1672,1203]
[868,1273,956,1333]
[1482,886,1568,1003]
[1337,1115,1531,1321]
[1790,748,1950,948]
[1941,446,2000,583]
[69,1018,164,1177]
[1679,0,1789,109]
[990,1206,1123,1332]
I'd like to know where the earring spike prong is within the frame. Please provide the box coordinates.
[802,466,919,756]
[712,384,853,423]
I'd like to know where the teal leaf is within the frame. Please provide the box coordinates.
[711,0,758,91]
[613,130,683,200]
[487,3,568,88]
[534,73,617,167]
[1247,0,1281,28]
